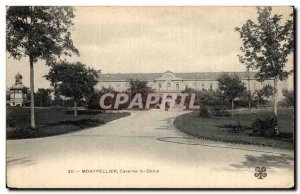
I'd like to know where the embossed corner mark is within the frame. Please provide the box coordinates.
[254,167,267,180]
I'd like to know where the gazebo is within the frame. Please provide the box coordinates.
[9,73,28,106]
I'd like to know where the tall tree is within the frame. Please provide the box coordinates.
[217,74,246,117]
[6,6,79,129]
[46,62,98,116]
[235,6,293,116]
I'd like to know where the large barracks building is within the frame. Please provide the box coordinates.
[96,70,290,99]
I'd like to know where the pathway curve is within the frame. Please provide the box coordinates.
[7,109,294,188]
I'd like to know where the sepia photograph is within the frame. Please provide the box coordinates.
[5,6,295,189]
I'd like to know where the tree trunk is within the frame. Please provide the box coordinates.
[29,57,36,129]
[248,90,251,110]
[74,101,77,117]
[248,78,251,110]
[231,99,234,117]
[285,97,287,109]
[273,79,278,116]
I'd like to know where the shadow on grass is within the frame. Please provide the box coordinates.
[231,154,294,170]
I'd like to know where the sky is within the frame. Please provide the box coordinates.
[6,6,294,90]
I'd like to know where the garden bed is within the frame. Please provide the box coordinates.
[6,107,130,140]
[174,108,294,150]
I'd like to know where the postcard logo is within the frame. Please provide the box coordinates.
[99,93,199,110]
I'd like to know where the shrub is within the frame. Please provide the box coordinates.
[199,105,210,117]
[251,116,278,137]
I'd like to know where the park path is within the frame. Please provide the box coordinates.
[7,109,294,188]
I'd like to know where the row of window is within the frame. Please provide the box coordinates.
[10,89,27,93]
[10,93,26,99]
[102,82,215,89]
[157,83,214,91]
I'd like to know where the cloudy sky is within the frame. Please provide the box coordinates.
[6,6,294,90]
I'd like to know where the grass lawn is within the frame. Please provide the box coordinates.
[6,107,130,140]
[174,108,294,150]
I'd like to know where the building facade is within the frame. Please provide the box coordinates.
[96,71,289,99]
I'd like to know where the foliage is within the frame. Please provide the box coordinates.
[260,84,274,98]
[87,87,119,109]
[217,73,247,102]
[46,61,98,101]
[52,90,63,106]
[128,79,154,95]
[181,89,229,108]
[282,89,294,107]
[236,6,293,82]
[199,105,210,118]
[251,116,279,137]
[6,6,79,62]
[128,79,154,109]
[34,88,53,107]
[234,90,250,108]
[217,73,246,117]
[45,61,98,116]
[252,84,274,106]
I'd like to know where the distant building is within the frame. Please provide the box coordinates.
[9,73,28,106]
[96,70,289,99]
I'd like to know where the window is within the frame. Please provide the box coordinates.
[167,83,171,91]
[176,83,179,91]
[210,83,213,91]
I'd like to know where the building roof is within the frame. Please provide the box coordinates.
[97,71,256,81]
[98,73,161,81]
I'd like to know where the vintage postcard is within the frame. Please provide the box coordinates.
[6,6,294,188]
